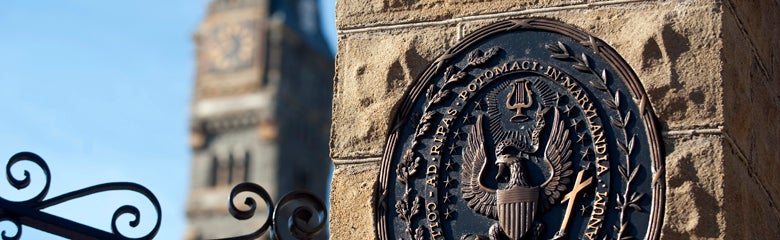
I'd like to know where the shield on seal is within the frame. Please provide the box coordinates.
[496,186,540,239]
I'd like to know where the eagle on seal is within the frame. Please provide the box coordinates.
[460,106,573,240]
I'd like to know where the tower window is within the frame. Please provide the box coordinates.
[243,151,251,182]
[227,152,236,184]
[208,149,252,187]
[208,156,218,187]
[217,153,230,186]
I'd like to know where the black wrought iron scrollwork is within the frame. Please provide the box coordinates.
[0,152,161,240]
[211,182,327,240]
[0,152,325,239]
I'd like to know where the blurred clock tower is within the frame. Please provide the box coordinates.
[185,0,333,239]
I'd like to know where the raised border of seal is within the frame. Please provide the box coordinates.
[375,18,665,240]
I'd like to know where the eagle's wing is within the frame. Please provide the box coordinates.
[541,108,574,205]
[460,115,497,219]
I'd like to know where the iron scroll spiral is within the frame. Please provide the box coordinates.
[0,152,162,240]
[0,152,325,239]
[211,183,327,240]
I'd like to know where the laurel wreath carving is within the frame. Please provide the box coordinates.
[546,41,643,240]
[467,47,499,67]
[396,149,420,184]
[444,66,468,85]
[414,227,425,240]
[414,112,438,140]
[396,109,433,239]
[440,47,499,90]
[392,47,501,240]
[395,187,422,237]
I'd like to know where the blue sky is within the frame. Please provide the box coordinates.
[0,1,336,239]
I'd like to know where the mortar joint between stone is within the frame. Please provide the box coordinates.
[663,126,723,137]
[332,156,383,165]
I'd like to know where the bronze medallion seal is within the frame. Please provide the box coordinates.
[376,18,665,240]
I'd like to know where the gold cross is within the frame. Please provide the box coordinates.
[554,169,593,239]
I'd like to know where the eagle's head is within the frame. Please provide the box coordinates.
[494,138,528,182]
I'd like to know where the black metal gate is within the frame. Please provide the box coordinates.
[0,152,326,240]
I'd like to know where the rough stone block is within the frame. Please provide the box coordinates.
[723,0,779,70]
[460,1,724,131]
[747,77,780,204]
[336,0,582,29]
[722,6,780,206]
[336,0,586,29]
[721,9,755,157]
[722,139,780,239]
[329,164,379,239]
[331,26,458,159]
[661,134,725,239]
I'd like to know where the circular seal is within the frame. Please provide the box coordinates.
[375,18,665,240]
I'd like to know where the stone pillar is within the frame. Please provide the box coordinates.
[329,1,780,239]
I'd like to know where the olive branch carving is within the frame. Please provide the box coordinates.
[396,149,421,184]
[546,41,643,240]
[467,47,499,66]
[395,108,434,239]
[393,46,501,239]
[395,187,422,237]
[440,47,500,90]
[414,226,425,240]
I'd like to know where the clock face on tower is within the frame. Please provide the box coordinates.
[204,21,257,72]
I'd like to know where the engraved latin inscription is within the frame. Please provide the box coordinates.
[377,18,664,240]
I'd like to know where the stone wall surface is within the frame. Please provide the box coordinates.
[721,0,780,239]
[330,0,780,239]
[662,134,725,239]
[330,26,458,158]
[329,163,379,239]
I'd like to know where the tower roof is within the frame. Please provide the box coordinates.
[269,0,332,56]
